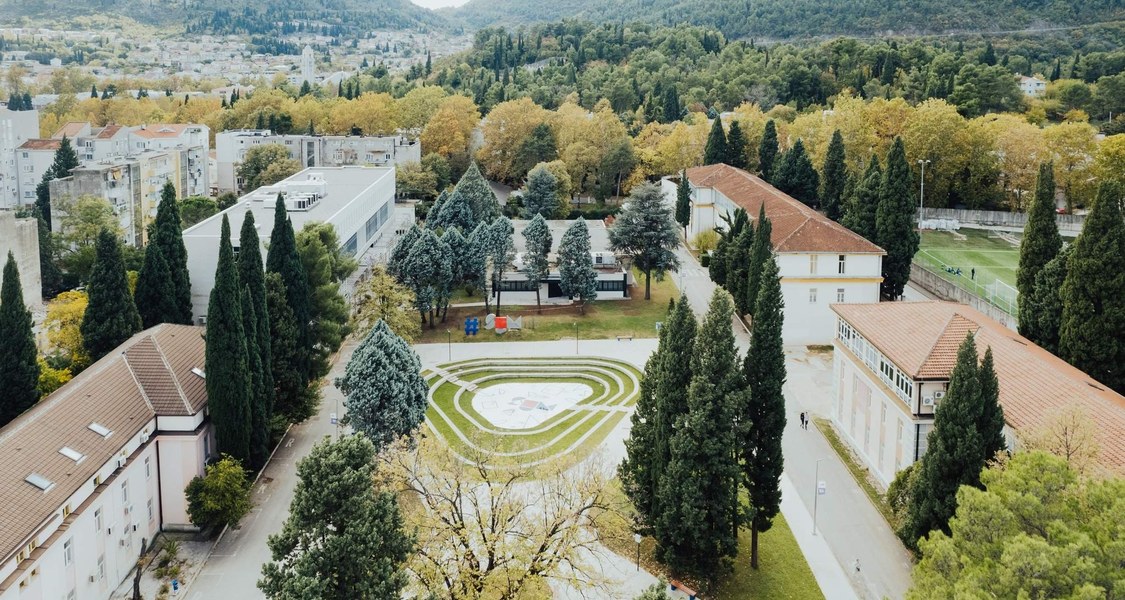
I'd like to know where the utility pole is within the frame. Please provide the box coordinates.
[917,159,931,227]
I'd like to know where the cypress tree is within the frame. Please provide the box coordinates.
[745,206,773,319]
[1024,246,1071,354]
[726,224,753,314]
[741,254,786,569]
[821,130,848,221]
[842,157,882,242]
[621,300,672,524]
[757,120,779,182]
[773,139,819,207]
[34,210,64,299]
[727,120,748,169]
[875,138,918,300]
[976,347,1005,463]
[205,216,252,463]
[651,295,696,512]
[1058,182,1125,394]
[1017,162,1062,337]
[655,289,741,580]
[709,235,729,286]
[81,230,142,361]
[133,242,179,329]
[266,273,307,423]
[240,212,273,468]
[675,170,691,236]
[152,180,193,324]
[241,286,270,471]
[36,136,79,230]
[0,252,40,426]
[900,334,983,551]
[703,118,729,166]
[266,194,312,381]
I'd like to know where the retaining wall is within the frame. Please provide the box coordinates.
[909,263,1017,331]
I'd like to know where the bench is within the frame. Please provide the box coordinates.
[669,579,697,599]
[616,335,634,341]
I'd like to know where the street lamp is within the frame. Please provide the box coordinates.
[573,322,579,355]
[446,330,451,362]
[917,159,931,226]
[813,458,826,536]
[634,533,642,571]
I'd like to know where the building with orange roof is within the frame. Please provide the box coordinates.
[830,301,1125,487]
[663,163,886,343]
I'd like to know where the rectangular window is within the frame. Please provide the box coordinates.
[809,255,817,274]
[121,481,129,504]
[97,555,105,580]
[63,538,73,565]
[148,498,154,521]
[808,288,818,303]
[145,457,151,479]
[343,233,358,257]
[838,254,846,274]
[94,507,103,532]
[836,288,845,303]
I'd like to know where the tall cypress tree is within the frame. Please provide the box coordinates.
[703,118,729,166]
[757,120,779,182]
[675,170,691,236]
[1058,182,1125,394]
[773,139,819,207]
[821,130,848,221]
[34,208,64,299]
[900,334,983,551]
[1024,246,1071,354]
[241,286,270,471]
[726,223,754,315]
[727,121,748,169]
[266,194,312,380]
[152,180,193,324]
[36,136,79,230]
[741,254,786,569]
[876,138,918,300]
[621,300,672,525]
[205,216,252,463]
[745,206,773,319]
[0,252,40,426]
[976,347,1005,463]
[266,272,307,423]
[842,157,882,243]
[134,242,179,329]
[239,211,274,446]
[1017,162,1062,337]
[81,230,142,361]
[656,289,741,580]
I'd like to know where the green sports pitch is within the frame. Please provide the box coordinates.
[915,228,1021,311]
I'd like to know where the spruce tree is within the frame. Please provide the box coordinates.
[0,252,40,426]
[758,120,779,181]
[558,219,598,312]
[675,170,691,236]
[452,162,499,222]
[205,216,252,463]
[741,254,786,569]
[1017,162,1062,337]
[821,130,848,221]
[745,206,773,319]
[900,334,983,551]
[266,194,312,380]
[486,217,514,314]
[388,224,421,280]
[435,187,475,232]
[426,190,449,227]
[152,180,193,324]
[703,118,729,166]
[842,157,882,242]
[1058,182,1125,394]
[656,289,741,580]
[976,347,1006,463]
[875,138,918,300]
[133,242,179,329]
[81,230,142,361]
[522,215,552,313]
[241,286,270,471]
[239,211,273,451]
[520,164,559,219]
[1024,246,1071,354]
[727,121,748,169]
[609,182,681,300]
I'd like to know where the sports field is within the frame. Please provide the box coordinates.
[915,228,1020,312]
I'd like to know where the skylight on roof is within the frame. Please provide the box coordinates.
[25,473,54,492]
[87,422,112,438]
[59,447,85,463]
[191,367,206,379]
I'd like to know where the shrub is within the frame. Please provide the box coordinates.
[185,455,252,532]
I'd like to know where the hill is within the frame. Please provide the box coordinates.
[447,0,1125,40]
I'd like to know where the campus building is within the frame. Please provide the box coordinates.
[665,164,886,344]
[831,301,1125,488]
[214,129,421,193]
[183,167,396,321]
[0,106,40,209]
[498,218,631,305]
[0,325,213,600]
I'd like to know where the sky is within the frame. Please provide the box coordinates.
[409,0,471,8]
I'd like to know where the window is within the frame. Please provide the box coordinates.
[63,538,74,566]
[809,255,817,274]
[121,481,129,504]
[836,288,845,303]
[497,279,538,292]
[145,457,151,479]
[63,504,72,518]
[343,233,358,257]
[148,498,154,521]
[838,254,846,274]
[808,288,818,303]
[596,279,626,292]
[97,555,105,580]
[94,507,103,532]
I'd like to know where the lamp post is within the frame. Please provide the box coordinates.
[634,533,642,571]
[917,159,931,227]
[574,322,579,355]
[446,330,451,362]
[813,458,826,535]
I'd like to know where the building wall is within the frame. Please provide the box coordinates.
[155,425,212,530]
[0,108,40,208]
[777,253,883,344]
[15,148,56,206]
[0,212,42,308]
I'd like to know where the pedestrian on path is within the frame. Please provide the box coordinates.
[800,411,808,430]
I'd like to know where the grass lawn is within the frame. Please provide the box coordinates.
[595,480,824,600]
[415,268,673,344]
[916,229,1020,289]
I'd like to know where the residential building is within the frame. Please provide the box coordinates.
[498,219,632,305]
[0,107,40,209]
[129,124,210,197]
[1018,75,1047,97]
[665,164,885,344]
[14,139,59,206]
[0,211,42,307]
[214,129,420,193]
[831,301,1125,488]
[0,324,213,600]
[183,167,396,321]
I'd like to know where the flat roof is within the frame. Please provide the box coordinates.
[510,218,613,255]
[183,167,393,240]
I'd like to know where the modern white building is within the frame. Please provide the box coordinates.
[0,211,42,308]
[665,164,885,344]
[831,301,1125,488]
[0,324,214,600]
[497,218,631,305]
[300,45,315,85]
[214,129,420,193]
[183,167,396,321]
[0,106,40,209]
[1018,75,1047,97]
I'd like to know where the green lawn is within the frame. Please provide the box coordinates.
[915,229,1021,312]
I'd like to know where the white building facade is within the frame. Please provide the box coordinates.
[0,211,42,308]
[0,107,40,208]
[664,164,885,345]
[1019,75,1047,97]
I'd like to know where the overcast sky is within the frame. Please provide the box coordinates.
[409,0,471,8]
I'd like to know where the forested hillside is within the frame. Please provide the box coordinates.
[449,0,1125,40]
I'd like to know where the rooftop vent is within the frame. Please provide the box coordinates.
[87,422,112,438]
[59,447,85,463]
[191,367,206,379]
[25,473,54,492]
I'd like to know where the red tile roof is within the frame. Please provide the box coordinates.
[18,139,61,151]
[687,164,885,255]
[833,301,1125,475]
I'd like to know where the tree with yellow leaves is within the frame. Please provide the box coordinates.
[977,114,1046,211]
[44,290,91,373]
[394,86,447,133]
[477,97,550,184]
[1044,121,1099,210]
[1093,134,1125,191]
[327,92,398,135]
[902,99,970,208]
[420,94,480,175]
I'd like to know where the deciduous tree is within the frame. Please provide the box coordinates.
[351,266,420,343]
[237,144,298,191]
[185,455,252,531]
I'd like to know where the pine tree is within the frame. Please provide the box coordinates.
[266,194,312,380]
[703,118,729,166]
[741,254,786,569]
[81,230,142,361]
[133,242,179,329]
[675,170,691,236]
[821,130,848,221]
[745,206,773,318]
[520,164,559,219]
[842,158,882,242]
[152,180,193,324]
[758,120,779,182]
[335,320,428,450]
[727,121,748,169]
[206,217,252,462]
[655,289,741,580]
[0,252,39,426]
[522,215,552,313]
[259,436,412,599]
[876,138,918,299]
[1024,246,1071,354]
[1017,162,1062,337]
[609,182,681,300]
[1058,182,1125,394]
[239,212,274,460]
[900,334,983,551]
[773,139,820,207]
[558,218,598,312]
[976,347,1005,463]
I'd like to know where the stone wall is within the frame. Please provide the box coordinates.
[0,211,43,307]
[919,208,1085,236]
[909,262,1016,331]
